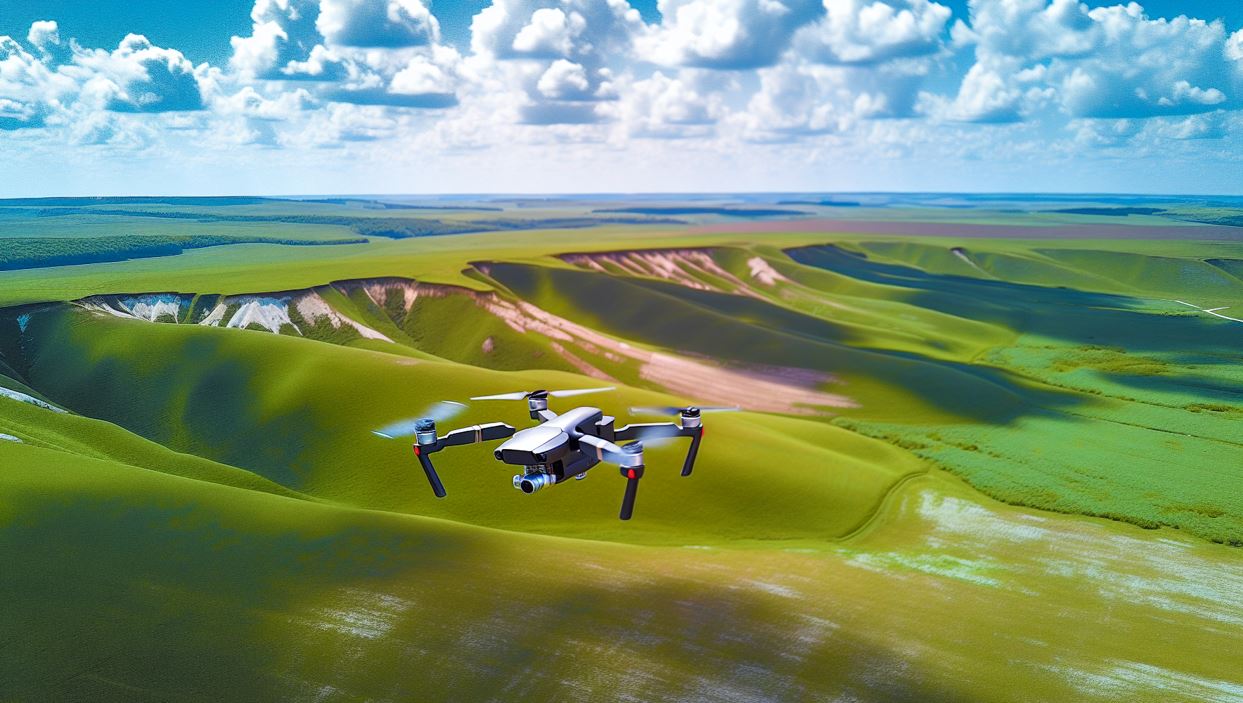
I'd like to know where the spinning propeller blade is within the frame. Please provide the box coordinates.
[629,405,740,416]
[469,391,530,401]
[371,401,467,438]
[623,424,685,442]
[550,386,615,398]
[471,387,614,401]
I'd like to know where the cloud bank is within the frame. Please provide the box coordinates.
[1,0,1241,193]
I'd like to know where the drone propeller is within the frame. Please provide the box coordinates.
[629,405,740,416]
[626,405,732,478]
[371,401,468,439]
[472,387,615,401]
[621,424,685,443]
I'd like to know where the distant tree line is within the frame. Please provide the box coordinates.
[0,235,366,271]
[27,208,685,240]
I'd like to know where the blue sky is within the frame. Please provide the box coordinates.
[1,0,1241,196]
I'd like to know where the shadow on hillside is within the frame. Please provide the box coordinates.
[6,306,320,490]
[786,244,1243,354]
[0,490,978,702]
[481,261,1088,425]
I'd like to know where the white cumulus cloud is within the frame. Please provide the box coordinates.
[795,0,952,65]
[317,0,439,47]
[638,0,823,69]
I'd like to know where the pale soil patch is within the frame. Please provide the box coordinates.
[227,298,299,334]
[562,249,768,299]
[1045,661,1243,702]
[78,298,141,320]
[79,294,187,322]
[78,288,391,341]
[342,277,455,315]
[549,341,617,381]
[199,303,227,327]
[295,290,392,341]
[907,488,1243,625]
[308,588,413,641]
[357,279,419,312]
[747,257,791,286]
[462,291,856,413]
[0,386,67,414]
[950,247,995,278]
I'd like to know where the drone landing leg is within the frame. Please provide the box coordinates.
[618,465,644,520]
[414,446,447,498]
[681,428,703,477]
[619,476,640,520]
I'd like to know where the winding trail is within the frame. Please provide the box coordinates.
[1173,300,1243,324]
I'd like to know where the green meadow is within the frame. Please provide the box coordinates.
[1,198,1241,701]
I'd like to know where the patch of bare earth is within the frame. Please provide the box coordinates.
[561,250,771,299]
[467,289,855,413]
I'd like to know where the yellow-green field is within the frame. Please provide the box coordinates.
[1,199,1241,701]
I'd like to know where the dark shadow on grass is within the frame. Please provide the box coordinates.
[1099,370,1243,403]
[0,493,464,702]
[786,244,1243,354]
[13,307,320,490]
[481,261,1086,424]
[0,489,980,702]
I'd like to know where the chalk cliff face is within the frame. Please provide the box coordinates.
[77,287,392,339]
[11,267,852,417]
[559,248,791,298]
[72,279,452,340]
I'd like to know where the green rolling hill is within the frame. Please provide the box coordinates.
[2,206,1242,701]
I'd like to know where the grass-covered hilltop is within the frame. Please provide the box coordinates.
[2,194,1242,702]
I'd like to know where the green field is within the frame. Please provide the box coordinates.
[2,197,1241,701]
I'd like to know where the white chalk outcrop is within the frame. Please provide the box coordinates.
[0,386,67,414]
[747,256,792,286]
[212,297,300,335]
[78,288,392,342]
[80,294,188,322]
[562,249,768,298]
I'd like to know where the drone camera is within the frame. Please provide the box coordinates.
[513,471,555,494]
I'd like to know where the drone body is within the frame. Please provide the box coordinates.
[377,388,733,520]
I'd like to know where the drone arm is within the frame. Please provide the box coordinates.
[438,422,516,448]
[412,423,516,498]
[579,435,647,521]
[613,421,703,477]
[578,434,630,464]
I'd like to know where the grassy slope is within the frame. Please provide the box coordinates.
[4,211,1243,700]
[784,242,1243,544]
[480,261,1090,424]
[4,441,1241,702]
[5,218,1241,307]
[12,306,918,545]
[7,228,1243,543]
